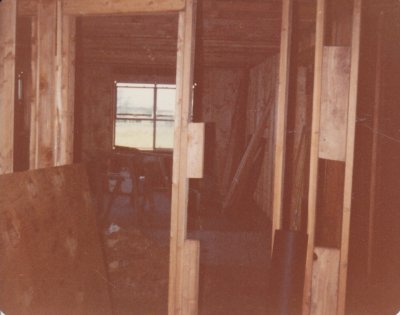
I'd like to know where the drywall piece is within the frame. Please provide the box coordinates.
[311,247,340,315]
[303,0,326,313]
[168,1,198,314]
[19,0,185,16]
[272,0,293,244]
[338,0,362,314]
[319,46,351,161]
[0,0,17,174]
[0,164,112,315]
[187,123,205,178]
[182,239,200,315]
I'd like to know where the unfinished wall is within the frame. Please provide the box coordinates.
[198,67,247,201]
[246,55,279,217]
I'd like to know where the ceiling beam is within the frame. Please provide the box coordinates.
[19,0,186,16]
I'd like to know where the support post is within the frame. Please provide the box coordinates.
[337,0,362,314]
[0,0,17,174]
[302,0,326,313]
[271,0,293,246]
[168,1,198,314]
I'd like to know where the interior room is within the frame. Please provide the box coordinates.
[0,0,399,314]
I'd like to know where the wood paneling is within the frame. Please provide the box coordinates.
[0,164,112,314]
[0,0,17,174]
[319,47,351,161]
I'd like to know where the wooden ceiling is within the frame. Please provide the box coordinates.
[78,0,316,69]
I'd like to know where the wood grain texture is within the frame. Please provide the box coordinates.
[310,247,340,315]
[0,164,112,315]
[55,12,76,165]
[187,123,205,179]
[182,239,200,315]
[303,0,326,313]
[168,1,197,314]
[19,0,185,15]
[338,0,362,314]
[31,0,57,168]
[272,0,293,245]
[319,46,351,161]
[0,0,17,174]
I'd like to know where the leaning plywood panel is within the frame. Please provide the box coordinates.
[0,164,112,315]
[319,47,351,161]
[0,0,17,174]
[310,247,340,315]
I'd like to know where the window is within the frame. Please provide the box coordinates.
[114,82,176,150]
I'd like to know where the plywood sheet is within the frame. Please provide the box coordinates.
[0,164,112,315]
[311,247,340,315]
[319,46,351,161]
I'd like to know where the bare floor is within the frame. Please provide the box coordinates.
[98,173,271,315]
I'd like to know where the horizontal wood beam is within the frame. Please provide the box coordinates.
[19,0,186,15]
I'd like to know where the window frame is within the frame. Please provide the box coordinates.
[113,81,176,151]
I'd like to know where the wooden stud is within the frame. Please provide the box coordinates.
[187,123,205,178]
[271,0,293,245]
[55,2,76,166]
[0,0,17,174]
[310,247,340,315]
[19,0,185,16]
[367,10,384,281]
[302,0,326,313]
[337,0,362,314]
[182,239,200,315]
[29,18,38,169]
[31,0,58,169]
[168,1,197,314]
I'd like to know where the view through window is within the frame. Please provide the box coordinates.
[114,82,176,150]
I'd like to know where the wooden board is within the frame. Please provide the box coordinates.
[182,239,200,315]
[168,1,197,314]
[338,0,362,314]
[55,12,76,165]
[0,164,112,315]
[303,0,326,313]
[31,0,57,168]
[319,47,351,161]
[310,247,340,315]
[19,0,185,16]
[271,0,293,245]
[187,123,205,179]
[0,0,17,174]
